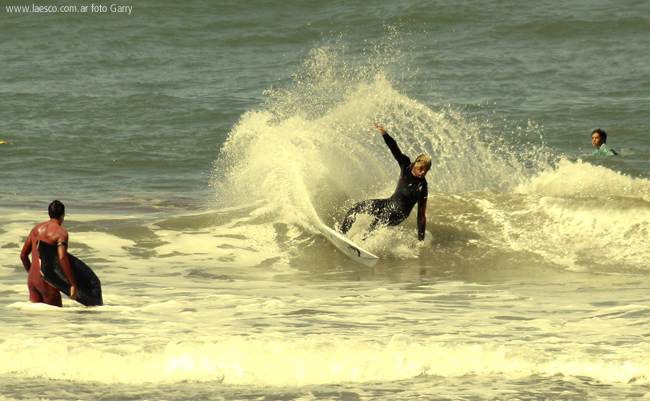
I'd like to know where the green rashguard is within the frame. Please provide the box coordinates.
[592,143,618,156]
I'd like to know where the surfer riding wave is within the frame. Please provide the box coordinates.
[340,122,431,241]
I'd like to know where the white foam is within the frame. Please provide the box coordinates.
[1,332,647,387]
[518,159,650,200]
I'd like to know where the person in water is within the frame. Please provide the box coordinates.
[591,128,617,156]
[20,200,77,307]
[340,122,431,241]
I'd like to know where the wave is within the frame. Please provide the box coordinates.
[507,159,650,271]
[1,332,648,387]
[519,158,650,201]
[209,38,649,273]
[210,40,547,232]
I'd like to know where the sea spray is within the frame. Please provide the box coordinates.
[211,41,546,233]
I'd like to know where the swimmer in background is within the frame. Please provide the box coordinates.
[20,200,78,307]
[591,128,618,156]
[340,122,431,241]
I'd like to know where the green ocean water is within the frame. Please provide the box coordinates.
[1,0,648,210]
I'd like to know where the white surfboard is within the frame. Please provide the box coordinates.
[319,224,379,267]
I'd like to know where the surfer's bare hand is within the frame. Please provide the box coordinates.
[373,122,387,135]
[69,285,78,300]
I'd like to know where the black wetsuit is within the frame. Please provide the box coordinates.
[341,133,428,240]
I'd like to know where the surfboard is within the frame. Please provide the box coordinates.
[37,241,103,306]
[319,224,379,267]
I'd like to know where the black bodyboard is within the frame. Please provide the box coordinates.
[38,240,103,306]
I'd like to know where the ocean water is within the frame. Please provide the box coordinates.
[1,0,649,400]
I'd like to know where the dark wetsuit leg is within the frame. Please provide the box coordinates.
[341,199,408,235]
[341,199,383,234]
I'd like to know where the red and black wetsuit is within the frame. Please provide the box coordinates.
[341,133,428,240]
[20,219,73,306]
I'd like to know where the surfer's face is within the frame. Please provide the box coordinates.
[411,165,429,178]
[592,133,604,148]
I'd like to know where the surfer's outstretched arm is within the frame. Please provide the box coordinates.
[373,122,410,166]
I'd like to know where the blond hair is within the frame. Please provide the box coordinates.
[409,154,431,170]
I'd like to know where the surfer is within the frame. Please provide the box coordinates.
[20,200,78,307]
[340,122,430,241]
[591,128,617,156]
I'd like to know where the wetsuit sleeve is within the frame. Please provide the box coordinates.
[416,184,428,241]
[382,133,411,167]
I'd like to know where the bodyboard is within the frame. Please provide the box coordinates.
[319,224,379,268]
[38,240,103,306]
